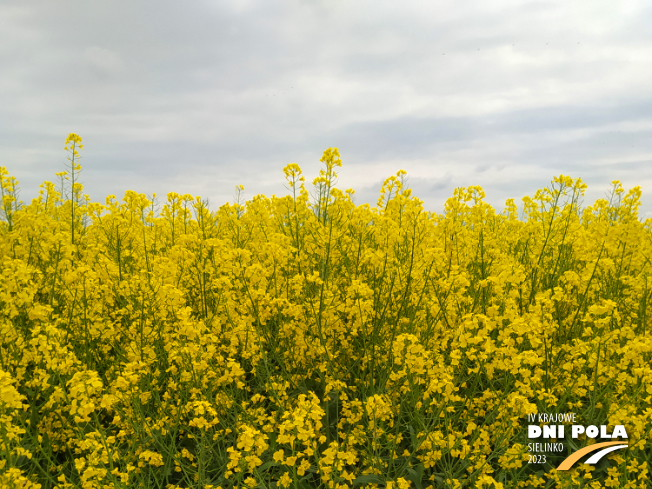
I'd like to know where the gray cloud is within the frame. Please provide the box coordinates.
[2,0,652,219]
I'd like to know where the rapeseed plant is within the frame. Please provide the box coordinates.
[0,133,650,488]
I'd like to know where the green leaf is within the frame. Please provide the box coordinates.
[409,424,418,450]
[405,466,423,489]
[258,460,280,472]
[353,474,385,486]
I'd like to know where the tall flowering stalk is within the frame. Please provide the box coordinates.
[63,133,83,246]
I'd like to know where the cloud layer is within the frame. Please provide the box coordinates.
[2,0,652,216]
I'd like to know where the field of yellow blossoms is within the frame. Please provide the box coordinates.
[1,134,651,489]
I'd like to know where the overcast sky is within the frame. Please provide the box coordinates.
[2,0,652,218]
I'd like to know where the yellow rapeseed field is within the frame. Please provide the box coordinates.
[0,134,650,488]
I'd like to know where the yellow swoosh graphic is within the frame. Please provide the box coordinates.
[557,441,628,471]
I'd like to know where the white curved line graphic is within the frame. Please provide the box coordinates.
[584,444,628,464]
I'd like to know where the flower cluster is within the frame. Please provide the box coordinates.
[0,134,650,488]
